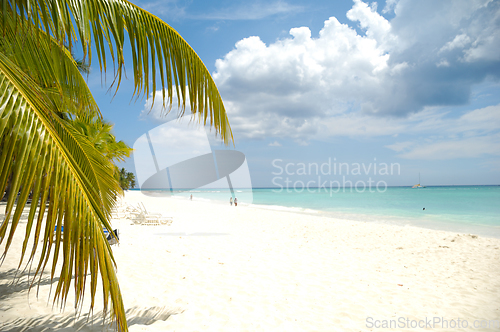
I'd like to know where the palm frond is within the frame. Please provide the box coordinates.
[3,0,233,144]
[72,118,132,163]
[0,52,126,330]
[0,15,101,123]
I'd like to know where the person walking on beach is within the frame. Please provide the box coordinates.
[230,197,233,206]
[234,197,238,207]
[190,194,193,201]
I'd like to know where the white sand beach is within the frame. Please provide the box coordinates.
[1,190,500,331]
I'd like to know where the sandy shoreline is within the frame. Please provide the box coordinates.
[1,190,500,331]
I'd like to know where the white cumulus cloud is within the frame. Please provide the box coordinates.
[212,0,500,145]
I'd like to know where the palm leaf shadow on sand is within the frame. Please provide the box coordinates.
[0,269,60,310]
[0,306,178,331]
[0,268,178,331]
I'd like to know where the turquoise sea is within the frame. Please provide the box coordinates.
[138,186,500,238]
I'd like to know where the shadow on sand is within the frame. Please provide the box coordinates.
[0,306,177,331]
[0,268,60,311]
[0,268,178,331]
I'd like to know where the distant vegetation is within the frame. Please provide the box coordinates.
[119,168,136,190]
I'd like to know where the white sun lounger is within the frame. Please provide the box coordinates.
[110,201,173,226]
[138,202,173,226]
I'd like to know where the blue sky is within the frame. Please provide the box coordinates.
[85,0,500,187]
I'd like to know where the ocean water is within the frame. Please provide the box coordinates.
[138,186,500,238]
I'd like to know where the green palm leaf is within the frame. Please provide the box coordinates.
[0,16,101,123]
[0,52,126,330]
[4,0,233,144]
[1,1,235,331]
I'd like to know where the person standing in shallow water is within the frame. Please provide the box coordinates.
[234,197,238,206]
[190,194,193,201]
[230,197,233,206]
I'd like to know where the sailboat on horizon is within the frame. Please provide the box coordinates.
[412,173,426,188]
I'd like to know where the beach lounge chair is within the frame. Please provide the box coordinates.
[111,202,135,219]
[53,225,64,241]
[104,228,119,245]
[112,209,128,219]
[158,215,173,225]
[138,202,173,226]
[117,203,144,223]
[129,211,146,224]
[143,215,161,226]
[52,225,119,245]
[119,202,172,226]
